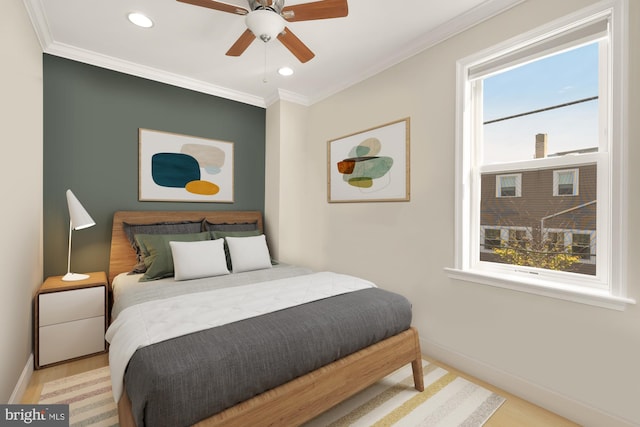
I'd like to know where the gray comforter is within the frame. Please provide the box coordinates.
[123,287,412,426]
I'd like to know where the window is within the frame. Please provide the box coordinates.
[572,233,592,260]
[546,231,565,253]
[449,0,633,310]
[508,229,528,247]
[554,169,579,196]
[496,174,521,197]
[484,228,501,251]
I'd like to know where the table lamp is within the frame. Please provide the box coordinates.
[62,189,96,281]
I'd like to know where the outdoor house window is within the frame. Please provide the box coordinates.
[546,231,566,252]
[572,233,593,261]
[448,0,633,310]
[483,228,501,251]
[554,169,579,196]
[496,174,521,197]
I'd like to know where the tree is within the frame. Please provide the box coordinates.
[492,237,581,271]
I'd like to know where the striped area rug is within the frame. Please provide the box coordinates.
[38,361,504,427]
[38,367,117,427]
[303,360,505,427]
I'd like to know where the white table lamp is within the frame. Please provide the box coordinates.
[62,189,96,281]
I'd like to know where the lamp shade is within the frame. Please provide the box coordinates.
[66,189,95,230]
[63,190,95,281]
[246,9,285,42]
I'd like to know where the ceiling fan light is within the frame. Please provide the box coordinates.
[245,10,285,43]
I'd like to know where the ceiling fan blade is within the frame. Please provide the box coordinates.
[277,27,315,63]
[281,0,348,22]
[226,29,256,56]
[176,0,248,15]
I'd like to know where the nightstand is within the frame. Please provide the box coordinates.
[34,271,108,369]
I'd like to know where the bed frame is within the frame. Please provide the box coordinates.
[108,210,424,427]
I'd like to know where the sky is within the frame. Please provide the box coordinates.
[482,42,600,164]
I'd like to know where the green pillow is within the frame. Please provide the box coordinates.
[136,231,211,281]
[211,229,262,270]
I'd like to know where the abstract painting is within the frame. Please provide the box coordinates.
[327,118,410,202]
[139,129,234,202]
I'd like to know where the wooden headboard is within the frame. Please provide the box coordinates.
[108,211,263,283]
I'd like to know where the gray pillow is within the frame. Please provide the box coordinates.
[136,231,211,281]
[123,220,204,273]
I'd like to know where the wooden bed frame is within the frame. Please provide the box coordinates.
[108,210,424,427]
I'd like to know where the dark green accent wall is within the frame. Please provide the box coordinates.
[43,54,266,278]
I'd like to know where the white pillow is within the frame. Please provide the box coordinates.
[225,234,272,273]
[170,239,229,281]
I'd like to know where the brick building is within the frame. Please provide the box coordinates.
[480,134,597,275]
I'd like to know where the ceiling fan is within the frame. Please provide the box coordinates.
[177,0,348,63]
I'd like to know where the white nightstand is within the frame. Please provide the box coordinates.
[34,271,108,369]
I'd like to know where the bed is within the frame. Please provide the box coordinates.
[106,210,424,427]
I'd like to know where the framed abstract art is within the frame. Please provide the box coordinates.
[139,128,234,202]
[327,118,410,203]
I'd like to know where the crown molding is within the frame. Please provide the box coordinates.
[23,0,525,108]
[269,89,310,107]
[23,0,267,108]
[46,41,267,107]
[22,0,52,49]
[307,0,526,105]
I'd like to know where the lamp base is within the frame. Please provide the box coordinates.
[62,272,90,281]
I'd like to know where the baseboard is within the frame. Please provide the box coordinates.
[421,337,635,427]
[9,353,33,404]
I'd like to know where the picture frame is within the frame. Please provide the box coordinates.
[139,128,234,202]
[327,118,410,203]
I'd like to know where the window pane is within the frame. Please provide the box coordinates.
[572,233,592,260]
[484,229,501,250]
[547,232,565,252]
[479,42,599,276]
[558,171,575,185]
[501,187,516,197]
[508,229,527,246]
[500,176,516,187]
[558,183,574,195]
[482,43,600,165]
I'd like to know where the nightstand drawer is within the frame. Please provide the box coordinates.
[38,316,105,366]
[39,286,105,326]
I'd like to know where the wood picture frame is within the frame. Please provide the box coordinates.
[139,128,234,202]
[327,118,410,203]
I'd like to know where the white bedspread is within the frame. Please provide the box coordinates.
[105,271,375,402]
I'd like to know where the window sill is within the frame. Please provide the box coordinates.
[444,267,635,311]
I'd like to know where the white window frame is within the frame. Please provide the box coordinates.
[447,0,634,310]
[553,169,579,196]
[496,173,521,197]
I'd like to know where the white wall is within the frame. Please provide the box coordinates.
[0,1,43,403]
[265,100,310,264]
[267,0,640,425]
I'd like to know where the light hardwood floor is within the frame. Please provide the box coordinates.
[21,353,578,426]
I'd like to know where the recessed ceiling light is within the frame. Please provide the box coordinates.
[278,67,294,77]
[128,12,153,28]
